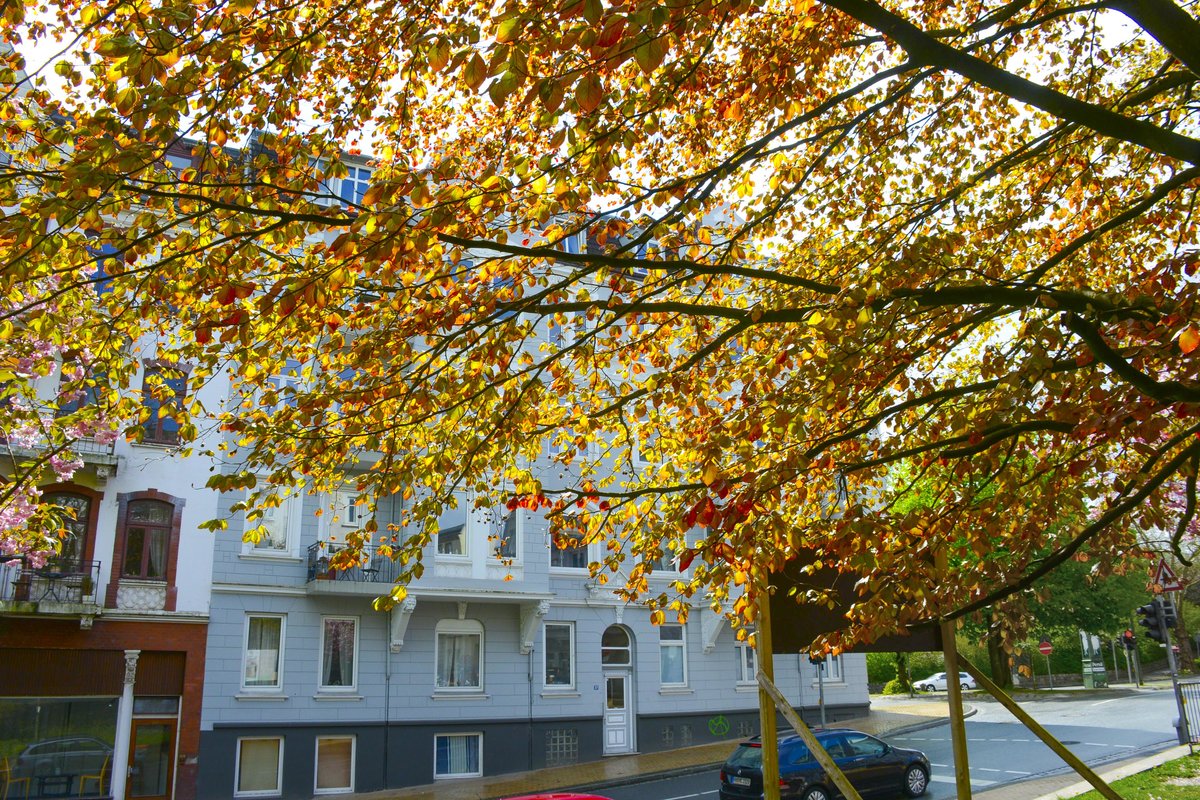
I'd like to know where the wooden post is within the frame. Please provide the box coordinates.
[756,593,781,800]
[757,668,864,800]
[937,549,972,800]
[960,660,1124,800]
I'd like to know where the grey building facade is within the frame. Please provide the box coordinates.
[198,474,870,798]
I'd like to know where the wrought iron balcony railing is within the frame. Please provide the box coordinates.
[0,556,103,605]
[306,542,400,584]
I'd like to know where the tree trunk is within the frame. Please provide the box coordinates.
[987,618,1014,689]
[894,652,912,692]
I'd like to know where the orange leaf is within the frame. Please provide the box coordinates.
[575,73,602,114]
[1180,326,1199,354]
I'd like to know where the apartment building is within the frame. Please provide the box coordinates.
[198,389,869,798]
[0,356,227,800]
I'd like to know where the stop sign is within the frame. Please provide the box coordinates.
[1038,640,1053,656]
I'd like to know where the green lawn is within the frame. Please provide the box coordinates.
[1072,754,1200,800]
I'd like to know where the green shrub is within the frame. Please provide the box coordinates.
[866,653,897,684]
[881,678,909,695]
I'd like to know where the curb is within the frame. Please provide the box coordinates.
[553,707,974,797]
[1028,744,1193,800]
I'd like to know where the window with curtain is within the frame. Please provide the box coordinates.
[121,500,172,579]
[435,619,483,690]
[235,738,282,796]
[314,736,354,794]
[659,624,687,686]
[436,495,468,557]
[320,617,357,691]
[243,615,284,689]
[434,733,481,778]
[544,623,573,689]
[248,491,295,553]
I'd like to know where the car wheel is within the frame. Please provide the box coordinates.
[903,764,929,797]
[802,785,832,800]
[961,682,970,690]
[918,684,932,692]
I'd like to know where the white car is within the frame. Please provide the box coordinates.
[916,671,976,692]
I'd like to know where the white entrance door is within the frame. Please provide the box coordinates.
[603,673,634,754]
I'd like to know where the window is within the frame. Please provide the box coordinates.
[42,490,95,570]
[812,654,843,682]
[332,490,365,533]
[121,500,172,579]
[140,364,186,444]
[314,736,354,794]
[235,737,283,797]
[243,614,284,690]
[490,510,517,560]
[601,625,631,666]
[659,624,687,686]
[320,617,358,691]
[435,619,483,690]
[247,491,297,554]
[434,733,481,778]
[843,732,887,758]
[436,496,468,557]
[544,623,574,689]
[736,641,757,685]
[549,529,588,570]
[338,165,372,206]
[264,362,303,412]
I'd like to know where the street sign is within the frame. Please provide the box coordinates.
[1151,557,1184,593]
[1038,639,1053,656]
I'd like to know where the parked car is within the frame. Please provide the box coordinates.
[14,736,113,778]
[915,672,976,692]
[719,729,930,799]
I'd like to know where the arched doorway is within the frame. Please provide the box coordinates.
[600,625,635,755]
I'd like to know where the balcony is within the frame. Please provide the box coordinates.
[0,556,103,621]
[2,433,118,480]
[306,541,401,586]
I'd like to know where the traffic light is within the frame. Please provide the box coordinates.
[1122,629,1136,650]
[1137,599,1169,644]
[1162,597,1178,628]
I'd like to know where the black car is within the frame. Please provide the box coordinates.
[719,729,930,800]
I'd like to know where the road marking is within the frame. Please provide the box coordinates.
[931,775,998,787]
[978,768,1002,773]
[931,763,951,768]
[1091,697,1121,706]
[663,791,719,799]
[988,738,1009,742]
[1005,771,1032,776]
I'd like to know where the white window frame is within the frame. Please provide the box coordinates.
[736,641,757,685]
[242,489,301,558]
[486,507,520,562]
[659,623,688,687]
[436,492,471,559]
[543,622,575,690]
[812,654,844,683]
[318,615,359,692]
[313,735,355,795]
[338,164,372,206]
[433,732,483,779]
[434,618,484,692]
[234,736,284,797]
[241,614,286,692]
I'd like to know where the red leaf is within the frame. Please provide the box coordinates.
[1180,326,1200,354]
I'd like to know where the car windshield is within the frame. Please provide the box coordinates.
[726,744,763,769]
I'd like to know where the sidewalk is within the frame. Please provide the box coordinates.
[976,744,1193,800]
[350,696,963,800]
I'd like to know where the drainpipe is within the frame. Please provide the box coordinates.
[528,647,536,770]
[383,632,392,789]
[112,650,140,800]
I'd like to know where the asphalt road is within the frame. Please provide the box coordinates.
[600,689,1179,800]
